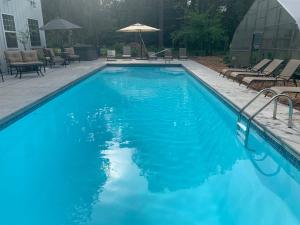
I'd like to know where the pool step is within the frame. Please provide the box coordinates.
[237,129,246,142]
[236,122,248,145]
[237,122,247,132]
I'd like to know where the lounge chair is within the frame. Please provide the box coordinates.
[148,51,157,60]
[44,48,66,68]
[229,59,284,83]
[179,48,188,60]
[122,46,132,59]
[270,86,300,96]
[107,50,116,61]
[220,59,271,77]
[164,48,173,62]
[243,59,300,88]
[64,47,80,63]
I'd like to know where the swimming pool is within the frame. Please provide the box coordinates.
[0,66,300,225]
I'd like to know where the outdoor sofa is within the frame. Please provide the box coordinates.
[4,50,44,78]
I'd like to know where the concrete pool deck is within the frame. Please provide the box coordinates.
[0,59,299,156]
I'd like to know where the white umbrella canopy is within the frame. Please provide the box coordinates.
[117,23,159,33]
[117,23,159,59]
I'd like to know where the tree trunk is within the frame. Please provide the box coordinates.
[158,0,164,47]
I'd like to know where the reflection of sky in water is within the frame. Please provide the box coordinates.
[0,66,300,225]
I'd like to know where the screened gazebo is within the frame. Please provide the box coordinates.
[230,0,300,67]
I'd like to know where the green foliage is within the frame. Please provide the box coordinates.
[171,12,227,55]
[41,0,254,55]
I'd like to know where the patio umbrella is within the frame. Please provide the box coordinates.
[40,18,81,47]
[117,23,159,59]
[40,18,81,31]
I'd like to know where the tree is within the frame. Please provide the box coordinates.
[171,12,227,54]
[41,0,254,54]
[158,0,164,47]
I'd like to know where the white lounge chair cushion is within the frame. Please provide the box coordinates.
[230,71,260,78]
[243,77,283,84]
[270,86,300,94]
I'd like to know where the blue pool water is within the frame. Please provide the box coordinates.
[1,66,300,225]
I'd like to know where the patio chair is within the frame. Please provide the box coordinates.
[44,48,66,68]
[243,59,300,88]
[122,46,132,59]
[64,47,80,63]
[229,59,284,83]
[179,48,188,60]
[4,50,24,75]
[107,50,116,61]
[164,48,173,62]
[220,59,271,77]
[0,65,3,82]
[35,48,47,72]
[148,51,158,60]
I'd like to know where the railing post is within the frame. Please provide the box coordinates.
[273,98,278,119]
[287,98,293,128]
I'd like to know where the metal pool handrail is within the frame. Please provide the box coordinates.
[244,94,294,146]
[237,88,277,121]
[247,94,293,128]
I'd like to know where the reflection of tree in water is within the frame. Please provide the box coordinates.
[96,67,242,193]
[37,81,124,225]
[130,135,240,193]
[60,107,111,224]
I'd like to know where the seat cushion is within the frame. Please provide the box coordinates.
[230,71,259,78]
[45,48,56,58]
[4,51,23,63]
[21,51,39,62]
[68,55,80,59]
[243,77,283,83]
[65,48,75,55]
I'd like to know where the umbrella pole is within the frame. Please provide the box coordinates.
[139,31,147,59]
[139,31,142,58]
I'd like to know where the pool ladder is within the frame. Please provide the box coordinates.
[236,88,294,147]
